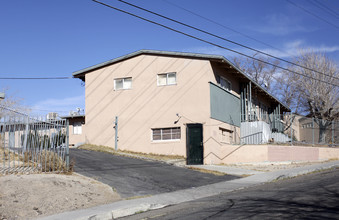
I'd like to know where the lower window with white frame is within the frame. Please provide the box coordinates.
[152,127,181,141]
[73,122,82,135]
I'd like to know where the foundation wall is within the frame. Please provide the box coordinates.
[204,144,339,164]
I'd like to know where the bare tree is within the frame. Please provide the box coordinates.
[232,53,280,93]
[282,50,339,143]
[233,50,339,143]
[275,69,303,113]
[0,88,29,118]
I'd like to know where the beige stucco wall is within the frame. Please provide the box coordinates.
[65,117,86,147]
[204,144,339,164]
[83,53,297,162]
[319,147,339,160]
[84,54,219,156]
[68,124,86,147]
[84,53,320,164]
[204,144,268,164]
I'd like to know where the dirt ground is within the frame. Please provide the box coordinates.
[0,173,120,220]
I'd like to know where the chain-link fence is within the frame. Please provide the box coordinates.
[287,114,339,147]
[0,107,69,174]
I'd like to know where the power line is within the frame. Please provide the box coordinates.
[0,77,73,80]
[312,0,339,18]
[0,105,30,117]
[116,0,339,81]
[162,0,288,55]
[309,0,339,19]
[28,108,70,113]
[286,0,339,29]
[92,0,339,87]
[324,0,339,12]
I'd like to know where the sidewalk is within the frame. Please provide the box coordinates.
[39,160,339,220]
[187,160,334,176]
[188,164,264,176]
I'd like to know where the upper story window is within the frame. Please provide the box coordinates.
[114,77,132,90]
[219,76,231,91]
[157,72,176,86]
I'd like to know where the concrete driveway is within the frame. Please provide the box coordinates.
[70,149,239,198]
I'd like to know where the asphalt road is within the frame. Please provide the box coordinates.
[70,149,239,198]
[120,168,339,219]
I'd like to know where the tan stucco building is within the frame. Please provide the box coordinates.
[73,50,289,164]
[61,114,85,147]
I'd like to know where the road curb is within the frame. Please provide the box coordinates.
[111,203,167,219]
[39,160,339,220]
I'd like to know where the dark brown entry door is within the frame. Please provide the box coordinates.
[186,124,203,165]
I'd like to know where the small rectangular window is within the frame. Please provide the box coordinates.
[157,72,177,86]
[73,122,82,135]
[219,76,231,91]
[220,127,233,144]
[114,77,132,90]
[152,127,181,141]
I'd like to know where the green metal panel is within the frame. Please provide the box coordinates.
[210,82,241,127]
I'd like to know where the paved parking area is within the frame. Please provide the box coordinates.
[70,149,239,198]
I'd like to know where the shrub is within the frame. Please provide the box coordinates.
[40,150,68,172]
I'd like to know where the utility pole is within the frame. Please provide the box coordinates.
[290,112,293,146]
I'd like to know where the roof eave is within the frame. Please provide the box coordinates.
[72,49,225,78]
[60,115,85,119]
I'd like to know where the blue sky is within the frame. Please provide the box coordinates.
[1,0,338,116]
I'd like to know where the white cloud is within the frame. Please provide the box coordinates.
[29,94,85,116]
[285,40,304,49]
[309,45,339,53]
[263,40,339,58]
[183,40,339,60]
[250,14,317,36]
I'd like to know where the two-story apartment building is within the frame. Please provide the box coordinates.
[73,50,289,164]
